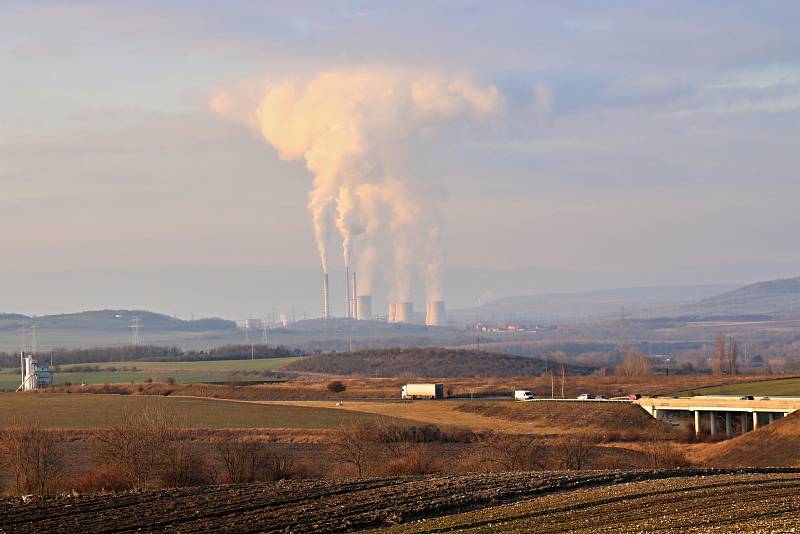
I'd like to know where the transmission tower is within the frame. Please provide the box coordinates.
[130,317,142,346]
[261,319,269,344]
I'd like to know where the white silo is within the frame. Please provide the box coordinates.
[388,303,397,323]
[356,295,372,320]
[426,300,446,326]
[396,302,414,323]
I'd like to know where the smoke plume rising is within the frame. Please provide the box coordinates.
[213,66,499,310]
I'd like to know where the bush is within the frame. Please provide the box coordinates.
[0,420,65,495]
[166,377,177,386]
[69,465,129,493]
[327,380,347,393]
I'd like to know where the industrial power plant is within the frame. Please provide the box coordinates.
[321,270,445,326]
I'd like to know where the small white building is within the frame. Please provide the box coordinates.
[17,351,52,391]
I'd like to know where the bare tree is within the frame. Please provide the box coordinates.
[641,429,689,469]
[94,405,180,490]
[0,419,64,496]
[480,432,544,471]
[727,336,738,376]
[614,353,654,377]
[556,434,595,471]
[329,421,374,477]
[713,335,726,376]
[215,440,271,483]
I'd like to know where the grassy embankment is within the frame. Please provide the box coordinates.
[674,376,800,396]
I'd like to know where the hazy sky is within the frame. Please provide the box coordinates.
[3,1,800,279]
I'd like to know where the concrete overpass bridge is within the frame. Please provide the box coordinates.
[636,396,800,436]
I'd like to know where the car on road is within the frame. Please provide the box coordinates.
[626,393,642,400]
[598,395,609,400]
[576,393,595,400]
[740,395,755,400]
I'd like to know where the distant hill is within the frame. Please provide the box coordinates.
[697,411,800,467]
[451,284,739,322]
[0,309,235,332]
[284,348,594,378]
[681,277,800,319]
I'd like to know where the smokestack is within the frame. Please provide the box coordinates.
[322,273,330,319]
[388,303,397,323]
[356,295,372,320]
[352,273,358,319]
[396,302,413,323]
[345,266,351,318]
[426,300,446,326]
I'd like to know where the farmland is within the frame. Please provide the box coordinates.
[3,469,798,533]
[0,357,300,390]
[0,393,373,429]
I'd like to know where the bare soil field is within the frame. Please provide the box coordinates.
[380,471,800,533]
[3,469,798,533]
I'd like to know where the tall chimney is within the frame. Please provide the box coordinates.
[345,266,351,318]
[352,272,358,320]
[426,300,446,326]
[357,295,372,320]
[396,302,413,323]
[322,273,330,319]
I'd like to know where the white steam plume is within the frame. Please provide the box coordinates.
[212,66,500,302]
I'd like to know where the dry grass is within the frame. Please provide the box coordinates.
[42,373,793,402]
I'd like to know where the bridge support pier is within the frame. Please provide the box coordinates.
[741,412,748,434]
[768,413,775,424]
[753,412,759,430]
[694,410,701,435]
[709,411,717,436]
[725,412,732,437]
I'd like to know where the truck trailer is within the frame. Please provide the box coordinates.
[401,383,444,399]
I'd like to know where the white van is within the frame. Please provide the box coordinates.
[514,390,535,401]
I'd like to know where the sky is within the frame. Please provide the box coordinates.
[2,1,800,316]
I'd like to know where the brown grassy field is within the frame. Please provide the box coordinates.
[40,373,795,401]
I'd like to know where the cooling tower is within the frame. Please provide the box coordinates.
[322,273,330,319]
[426,300,446,326]
[388,303,397,323]
[396,302,413,323]
[356,295,372,320]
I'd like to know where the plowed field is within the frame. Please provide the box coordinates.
[3,469,799,533]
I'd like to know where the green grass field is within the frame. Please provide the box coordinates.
[675,377,800,396]
[0,393,372,429]
[0,357,300,390]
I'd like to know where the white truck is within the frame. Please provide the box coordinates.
[514,390,535,401]
[401,383,444,399]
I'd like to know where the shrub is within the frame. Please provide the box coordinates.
[166,377,177,386]
[327,380,347,393]
[0,420,65,496]
[69,464,129,493]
